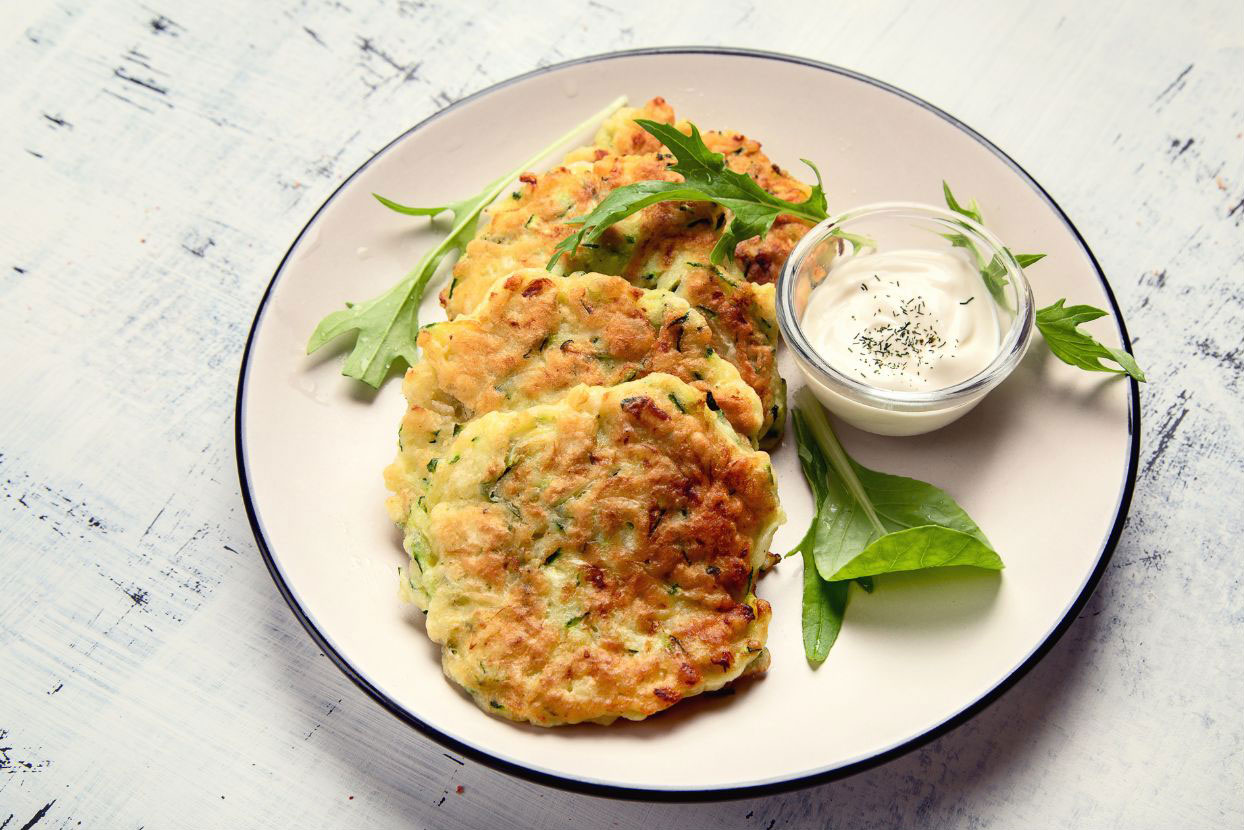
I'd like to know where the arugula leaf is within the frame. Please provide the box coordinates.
[1036,299,1147,381]
[942,181,1041,304]
[307,96,627,387]
[942,181,983,223]
[370,194,452,216]
[790,389,1004,662]
[306,194,485,387]
[942,183,1144,382]
[547,119,862,269]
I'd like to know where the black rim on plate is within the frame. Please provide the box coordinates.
[235,46,1141,802]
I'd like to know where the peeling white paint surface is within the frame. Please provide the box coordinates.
[1,1,1242,827]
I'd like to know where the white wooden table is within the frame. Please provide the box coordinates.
[2,1,1241,827]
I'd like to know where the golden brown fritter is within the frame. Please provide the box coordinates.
[606,199,787,446]
[423,271,762,440]
[444,98,811,309]
[384,271,765,588]
[410,375,783,726]
[441,98,811,445]
[579,103,815,288]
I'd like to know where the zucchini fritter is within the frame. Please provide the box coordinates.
[384,270,765,584]
[409,375,783,725]
[441,98,812,446]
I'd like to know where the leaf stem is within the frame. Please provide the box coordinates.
[794,388,887,537]
[419,94,630,283]
[306,95,628,384]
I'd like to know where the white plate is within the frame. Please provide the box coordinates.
[236,48,1138,799]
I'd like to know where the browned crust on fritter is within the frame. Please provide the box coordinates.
[423,377,779,725]
[614,215,781,435]
[444,98,814,312]
[421,271,762,440]
[436,99,812,448]
[439,163,609,314]
[702,129,814,284]
[591,96,677,155]
[384,272,765,561]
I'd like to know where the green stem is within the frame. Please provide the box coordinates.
[312,95,629,375]
[418,94,629,282]
[794,388,887,537]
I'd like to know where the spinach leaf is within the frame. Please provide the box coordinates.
[307,96,627,388]
[1035,299,1147,381]
[790,389,1004,662]
[787,403,893,663]
[827,526,1002,580]
[791,408,876,581]
[801,550,848,664]
[788,409,860,663]
[851,458,991,546]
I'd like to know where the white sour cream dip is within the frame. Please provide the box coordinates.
[801,248,1001,391]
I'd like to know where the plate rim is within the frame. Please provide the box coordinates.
[233,45,1141,802]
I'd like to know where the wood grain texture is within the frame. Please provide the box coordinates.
[1,0,1241,827]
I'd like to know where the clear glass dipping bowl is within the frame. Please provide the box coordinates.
[777,202,1034,436]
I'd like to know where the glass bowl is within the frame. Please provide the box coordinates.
[777,202,1034,436]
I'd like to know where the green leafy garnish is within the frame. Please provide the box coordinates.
[800,550,847,664]
[306,96,627,387]
[1036,300,1147,380]
[942,181,983,223]
[941,181,1045,304]
[789,389,1004,664]
[942,182,1144,382]
[370,194,455,217]
[547,119,869,269]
